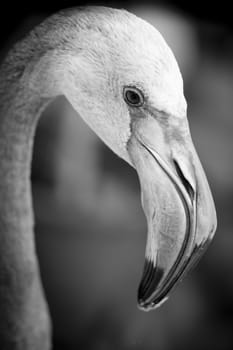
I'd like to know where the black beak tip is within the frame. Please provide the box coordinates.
[137,294,169,311]
[137,259,165,309]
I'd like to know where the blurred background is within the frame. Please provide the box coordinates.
[0,1,233,349]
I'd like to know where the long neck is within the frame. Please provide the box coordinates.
[0,15,75,349]
[0,95,51,349]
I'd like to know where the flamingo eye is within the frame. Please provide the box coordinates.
[123,87,144,107]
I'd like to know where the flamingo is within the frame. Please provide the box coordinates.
[0,6,217,349]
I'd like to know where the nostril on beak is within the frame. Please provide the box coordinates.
[173,159,195,204]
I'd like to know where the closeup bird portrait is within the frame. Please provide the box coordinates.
[0,2,232,350]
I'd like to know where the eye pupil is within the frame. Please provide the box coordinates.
[126,91,140,104]
[124,87,144,107]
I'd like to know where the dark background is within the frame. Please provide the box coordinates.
[1,1,233,349]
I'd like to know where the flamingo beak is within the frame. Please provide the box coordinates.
[127,113,217,310]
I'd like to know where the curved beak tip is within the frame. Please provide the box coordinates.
[137,260,163,294]
[138,297,169,311]
[137,260,168,310]
[138,294,169,311]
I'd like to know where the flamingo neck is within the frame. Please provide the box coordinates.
[0,70,54,349]
[0,10,99,349]
[0,22,70,349]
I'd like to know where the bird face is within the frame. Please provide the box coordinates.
[119,74,217,310]
[65,9,217,310]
